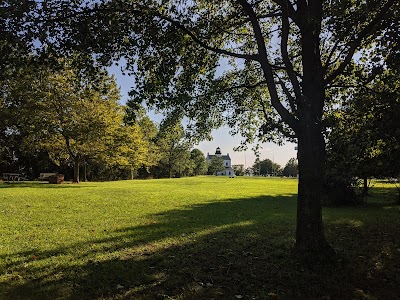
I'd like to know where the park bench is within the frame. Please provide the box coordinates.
[2,173,26,181]
[38,173,58,181]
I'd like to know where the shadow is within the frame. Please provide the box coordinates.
[1,192,400,299]
[0,182,96,189]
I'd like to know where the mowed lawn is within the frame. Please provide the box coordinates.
[0,177,399,299]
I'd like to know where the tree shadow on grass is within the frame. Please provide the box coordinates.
[1,193,400,299]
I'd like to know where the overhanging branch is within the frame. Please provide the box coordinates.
[280,2,303,102]
[159,15,259,61]
[324,0,395,84]
[238,0,299,132]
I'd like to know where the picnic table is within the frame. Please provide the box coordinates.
[2,173,26,181]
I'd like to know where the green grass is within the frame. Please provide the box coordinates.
[0,177,399,299]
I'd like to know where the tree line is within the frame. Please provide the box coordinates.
[0,61,210,182]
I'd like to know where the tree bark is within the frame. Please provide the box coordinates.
[290,6,337,260]
[295,124,332,256]
[73,159,80,183]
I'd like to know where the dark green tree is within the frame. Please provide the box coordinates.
[253,159,281,176]
[190,149,207,176]
[156,119,192,178]
[283,158,298,177]
[326,71,400,202]
[208,156,225,176]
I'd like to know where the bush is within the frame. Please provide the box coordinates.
[323,175,364,206]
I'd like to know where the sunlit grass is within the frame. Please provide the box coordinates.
[0,176,399,299]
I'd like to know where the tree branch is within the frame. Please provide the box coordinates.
[324,0,395,84]
[238,0,299,132]
[322,39,341,71]
[42,4,258,62]
[218,80,267,93]
[280,3,303,101]
[277,77,297,113]
[159,15,259,61]
[271,0,298,23]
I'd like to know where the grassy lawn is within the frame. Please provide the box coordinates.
[0,177,399,299]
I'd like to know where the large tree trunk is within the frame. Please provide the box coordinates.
[73,159,80,183]
[295,124,332,257]
[291,5,335,260]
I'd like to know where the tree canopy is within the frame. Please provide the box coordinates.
[326,69,400,202]
[2,62,123,182]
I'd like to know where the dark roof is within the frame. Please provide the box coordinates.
[207,154,231,160]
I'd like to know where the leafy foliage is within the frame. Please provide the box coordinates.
[190,148,207,176]
[326,71,400,204]
[252,158,281,176]
[232,164,245,176]
[207,156,225,175]
[283,158,298,177]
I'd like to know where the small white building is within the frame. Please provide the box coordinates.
[206,147,234,176]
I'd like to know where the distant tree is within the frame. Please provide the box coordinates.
[173,148,194,177]
[283,158,298,177]
[135,115,161,178]
[208,156,225,175]
[110,123,149,180]
[156,119,192,178]
[252,159,281,176]
[190,149,207,176]
[232,164,245,176]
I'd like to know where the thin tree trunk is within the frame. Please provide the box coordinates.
[83,160,87,182]
[73,159,80,183]
[362,176,368,196]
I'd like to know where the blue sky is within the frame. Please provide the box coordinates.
[109,64,297,168]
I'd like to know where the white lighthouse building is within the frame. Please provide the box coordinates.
[206,147,234,176]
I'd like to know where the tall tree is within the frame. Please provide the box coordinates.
[326,71,400,199]
[23,0,398,257]
[156,119,192,178]
[5,64,122,183]
[190,148,207,176]
[253,158,281,176]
